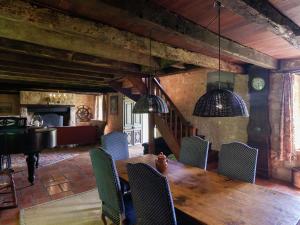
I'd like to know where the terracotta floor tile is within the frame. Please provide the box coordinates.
[43,179,68,187]
[50,191,74,200]
[47,185,62,196]
[59,182,71,192]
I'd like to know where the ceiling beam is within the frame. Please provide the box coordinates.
[0,38,143,73]
[219,0,300,49]
[0,70,108,85]
[0,51,148,78]
[0,60,116,80]
[0,0,244,73]
[0,80,113,93]
[0,2,158,68]
[29,0,276,69]
[279,58,300,72]
[0,72,108,88]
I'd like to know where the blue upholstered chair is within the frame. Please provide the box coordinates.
[179,136,209,169]
[102,131,129,161]
[218,142,258,183]
[89,148,136,225]
[127,163,177,225]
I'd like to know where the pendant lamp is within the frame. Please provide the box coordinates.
[193,1,248,117]
[133,31,169,114]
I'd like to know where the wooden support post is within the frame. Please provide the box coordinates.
[148,113,155,155]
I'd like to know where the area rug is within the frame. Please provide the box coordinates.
[10,148,82,172]
[20,189,106,225]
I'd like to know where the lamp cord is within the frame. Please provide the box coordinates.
[149,29,153,96]
[217,1,221,89]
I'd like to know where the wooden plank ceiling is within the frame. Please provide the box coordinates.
[1,0,300,92]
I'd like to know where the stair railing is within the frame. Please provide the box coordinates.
[144,77,197,144]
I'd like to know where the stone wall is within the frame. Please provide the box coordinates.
[159,69,249,150]
[74,94,95,126]
[0,94,20,116]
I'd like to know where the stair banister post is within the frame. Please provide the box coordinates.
[148,77,155,154]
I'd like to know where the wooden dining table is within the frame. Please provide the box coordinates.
[116,154,300,225]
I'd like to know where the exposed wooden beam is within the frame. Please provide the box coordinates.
[0,71,107,86]
[157,65,202,77]
[219,0,300,49]
[0,49,142,76]
[279,58,300,72]
[0,38,143,73]
[0,81,113,93]
[0,0,244,73]
[0,60,115,80]
[0,51,147,78]
[0,1,159,68]
[30,0,276,69]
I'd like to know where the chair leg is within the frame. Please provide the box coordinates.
[0,169,18,209]
[35,153,40,168]
[101,214,108,225]
[0,155,3,170]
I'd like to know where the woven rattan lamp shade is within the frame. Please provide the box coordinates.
[193,89,249,117]
[133,94,169,114]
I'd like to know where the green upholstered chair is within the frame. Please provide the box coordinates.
[89,148,136,225]
[218,142,258,183]
[127,163,177,225]
[168,136,209,170]
[179,136,209,169]
[101,132,129,161]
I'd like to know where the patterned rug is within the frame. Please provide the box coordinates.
[9,146,91,172]
[20,189,105,225]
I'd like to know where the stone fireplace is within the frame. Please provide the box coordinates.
[20,91,76,126]
[27,106,72,127]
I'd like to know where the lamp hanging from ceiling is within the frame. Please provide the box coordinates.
[133,31,169,114]
[193,1,248,117]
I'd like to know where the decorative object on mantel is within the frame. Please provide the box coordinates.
[20,91,75,106]
[30,114,43,127]
[155,152,168,173]
[76,105,92,122]
[133,30,168,114]
[193,1,248,117]
[46,91,67,105]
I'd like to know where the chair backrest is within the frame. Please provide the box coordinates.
[127,163,177,225]
[102,131,129,161]
[89,148,124,225]
[179,136,209,169]
[218,142,258,183]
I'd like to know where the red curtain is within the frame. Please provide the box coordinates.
[279,73,296,161]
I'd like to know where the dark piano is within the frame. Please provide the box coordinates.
[0,117,57,184]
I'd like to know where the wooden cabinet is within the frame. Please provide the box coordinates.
[123,98,142,146]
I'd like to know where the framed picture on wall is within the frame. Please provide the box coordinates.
[110,95,118,115]
[207,71,235,92]
[0,102,13,114]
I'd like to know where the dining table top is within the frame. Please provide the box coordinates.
[116,154,300,225]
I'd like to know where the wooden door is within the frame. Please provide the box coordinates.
[123,98,142,146]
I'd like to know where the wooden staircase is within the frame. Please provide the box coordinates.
[111,76,197,158]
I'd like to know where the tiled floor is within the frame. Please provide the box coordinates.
[1,145,300,225]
